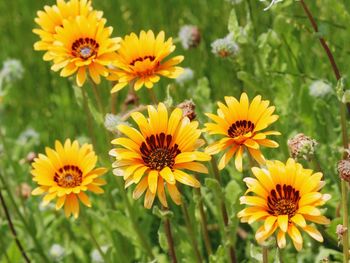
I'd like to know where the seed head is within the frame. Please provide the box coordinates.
[177,100,196,121]
[287,133,317,161]
[178,25,201,50]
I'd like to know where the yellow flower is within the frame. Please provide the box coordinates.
[31,139,107,218]
[108,30,184,93]
[45,13,120,87]
[33,0,100,58]
[205,93,280,171]
[238,159,331,251]
[110,103,210,209]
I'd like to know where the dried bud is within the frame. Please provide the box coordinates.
[336,224,348,246]
[211,33,239,58]
[338,159,350,182]
[26,151,37,163]
[178,25,201,50]
[124,90,139,106]
[287,133,317,161]
[16,183,32,199]
[177,100,196,121]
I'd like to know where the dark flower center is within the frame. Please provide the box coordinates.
[72,37,99,59]
[228,120,255,138]
[267,184,300,218]
[54,165,83,188]
[130,55,156,66]
[140,133,181,171]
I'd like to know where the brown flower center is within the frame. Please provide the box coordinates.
[72,37,99,59]
[267,184,300,218]
[54,165,83,188]
[228,120,255,138]
[140,133,181,171]
[130,55,156,66]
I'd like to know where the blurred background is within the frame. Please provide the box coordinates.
[0,0,350,262]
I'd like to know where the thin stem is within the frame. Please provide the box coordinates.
[111,92,117,114]
[0,189,31,263]
[163,212,178,263]
[81,86,97,147]
[148,89,158,104]
[300,2,349,262]
[300,0,341,80]
[116,178,155,259]
[80,213,109,263]
[262,246,268,263]
[90,79,106,116]
[194,187,213,256]
[277,247,284,263]
[209,155,237,263]
[181,202,203,263]
[0,131,49,262]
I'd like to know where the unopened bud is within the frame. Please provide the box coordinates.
[287,133,317,161]
[336,224,348,246]
[211,33,239,58]
[177,100,196,121]
[16,183,32,199]
[178,25,201,50]
[338,159,350,182]
[26,151,37,163]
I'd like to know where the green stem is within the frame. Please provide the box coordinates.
[80,212,109,263]
[148,89,158,104]
[181,201,203,263]
[0,131,49,262]
[342,180,349,263]
[194,186,213,256]
[81,86,97,147]
[116,178,155,259]
[90,79,106,116]
[0,189,31,262]
[162,208,178,263]
[299,1,349,261]
[262,246,268,263]
[210,155,237,263]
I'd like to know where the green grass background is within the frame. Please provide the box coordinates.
[0,0,350,262]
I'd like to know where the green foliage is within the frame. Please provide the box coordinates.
[0,0,349,262]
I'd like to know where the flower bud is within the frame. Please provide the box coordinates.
[16,183,32,199]
[26,151,37,163]
[49,244,65,261]
[0,59,24,84]
[178,25,201,50]
[177,100,196,121]
[287,133,317,161]
[211,33,239,58]
[338,159,350,182]
[336,224,348,246]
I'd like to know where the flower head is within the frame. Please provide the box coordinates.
[211,33,239,58]
[288,133,317,161]
[31,139,107,218]
[178,25,201,50]
[110,103,210,208]
[309,80,332,98]
[205,93,280,171]
[0,59,24,84]
[238,158,331,251]
[108,30,184,93]
[44,13,120,87]
[33,0,97,57]
[49,244,65,261]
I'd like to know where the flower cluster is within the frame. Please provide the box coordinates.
[30,0,332,255]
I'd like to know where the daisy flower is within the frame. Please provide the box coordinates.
[110,103,210,208]
[205,93,280,171]
[31,139,107,218]
[238,159,331,251]
[108,30,184,93]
